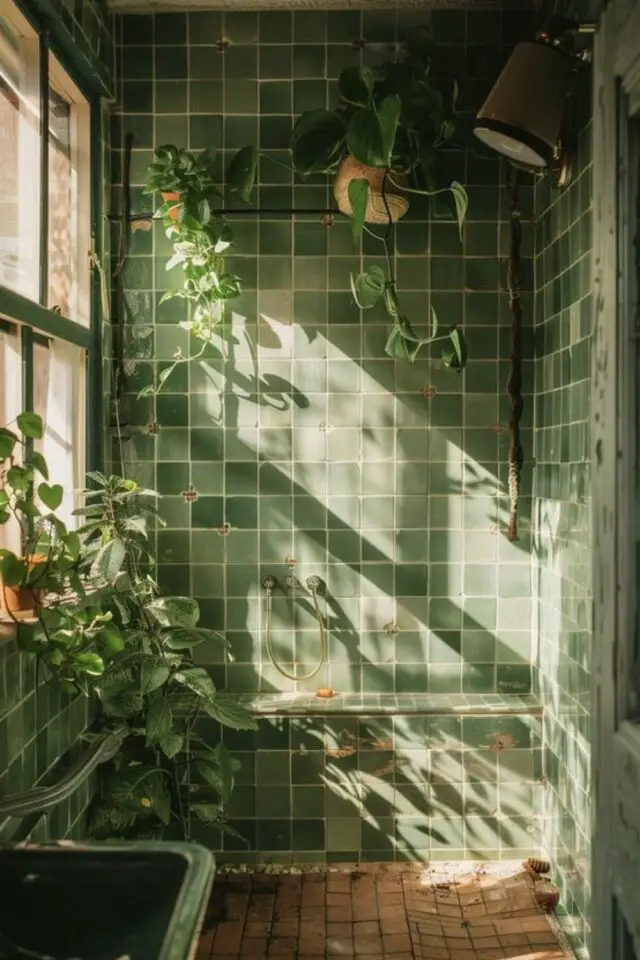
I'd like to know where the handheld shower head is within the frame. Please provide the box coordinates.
[305,575,322,592]
[261,575,277,591]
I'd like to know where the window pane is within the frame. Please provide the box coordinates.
[0,10,40,301]
[0,324,22,555]
[34,338,86,529]
[48,56,90,325]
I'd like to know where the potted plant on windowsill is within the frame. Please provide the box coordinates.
[225,27,469,369]
[0,412,80,618]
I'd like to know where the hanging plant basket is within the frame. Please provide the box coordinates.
[0,554,47,616]
[333,157,409,225]
[161,191,181,222]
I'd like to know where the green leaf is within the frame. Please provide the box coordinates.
[107,763,166,814]
[0,428,18,460]
[346,108,385,168]
[213,741,234,800]
[174,666,217,703]
[338,66,373,107]
[38,482,63,511]
[153,789,172,827]
[7,465,29,491]
[27,450,49,479]
[290,109,345,177]
[102,688,143,719]
[159,732,184,760]
[347,178,369,241]
[96,624,125,657]
[350,265,386,310]
[227,145,258,204]
[191,802,222,824]
[91,538,126,582]
[140,659,171,694]
[74,652,105,677]
[17,412,43,439]
[0,552,27,586]
[450,181,468,238]
[376,95,401,167]
[203,697,258,731]
[146,699,173,746]
[442,325,468,370]
[147,596,199,628]
[162,624,224,651]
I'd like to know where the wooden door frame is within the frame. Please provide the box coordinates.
[591,1,640,958]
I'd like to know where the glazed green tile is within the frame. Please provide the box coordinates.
[293,819,325,851]
[224,46,258,79]
[190,80,223,114]
[257,785,291,817]
[155,13,186,44]
[155,46,187,80]
[189,47,223,81]
[293,79,327,114]
[291,751,324,785]
[293,45,325,78]
[188,12,222,44]
[224,11,258,43]
[259,45,293,79]
[259,11,292,43]
[189,115,222,149]
[122,46,152,80]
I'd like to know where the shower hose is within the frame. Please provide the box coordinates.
[261,574,326,681]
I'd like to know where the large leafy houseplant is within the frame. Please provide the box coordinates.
[142,145,242,394]
[227,28,469,369]
[79,474,257,841]
[4,414,256,841]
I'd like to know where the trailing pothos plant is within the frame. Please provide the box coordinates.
[5,428,256,842]
[76,473,257,841]
[225,27,469,369]
[142,145,242,395]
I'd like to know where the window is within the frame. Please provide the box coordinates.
[0,6,40,301]
[34,337,86,529]
[0,0,99,577]
[0,323,22,553]
[48,55,90,325]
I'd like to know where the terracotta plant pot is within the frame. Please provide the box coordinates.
[0,554,47,616]
[161,190,181,222]
[334,156,409,224]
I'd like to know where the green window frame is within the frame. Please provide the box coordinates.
[0,0,105,471]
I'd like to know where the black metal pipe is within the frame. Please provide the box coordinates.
[108,208,341,222]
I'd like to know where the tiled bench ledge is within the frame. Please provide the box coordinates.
[221,692,542,717]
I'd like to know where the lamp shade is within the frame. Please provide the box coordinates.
[474,41,573,168]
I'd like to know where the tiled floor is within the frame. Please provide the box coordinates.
[198,862,571,959]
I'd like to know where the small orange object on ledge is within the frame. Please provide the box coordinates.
[316,688,335,699]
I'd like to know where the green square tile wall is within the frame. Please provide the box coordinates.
[189,712,543,865]
[112,7,537,700]
[533,92,592,954]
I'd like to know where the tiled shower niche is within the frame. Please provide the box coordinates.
[112,6,538,700]
[193,710,543,864]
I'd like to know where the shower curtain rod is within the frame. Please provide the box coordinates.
[108,208,339,222]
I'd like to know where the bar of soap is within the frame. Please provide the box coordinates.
[316,688,335,699]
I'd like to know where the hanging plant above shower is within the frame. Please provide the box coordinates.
[141,145,243,394]
[227,26,469,369]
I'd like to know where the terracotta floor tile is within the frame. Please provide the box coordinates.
[206,863,571,958]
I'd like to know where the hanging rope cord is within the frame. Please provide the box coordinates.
[506,169,524,542]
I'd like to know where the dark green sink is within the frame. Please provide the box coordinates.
[0,842,215,960]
